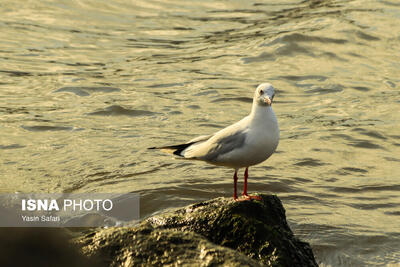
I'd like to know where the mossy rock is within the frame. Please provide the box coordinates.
[147,195,317,266]
[77,194,318,266]
[77,223,262,266]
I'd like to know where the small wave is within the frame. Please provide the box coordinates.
[53,86,121,96]
[211,97,252,103]
[267,33,347,46]
[347,140,384,149]
[331,184,400,193]
[21,125,74,132]
[339,167,368,173]
[87,105,156,117]
[352,128,387,140]
[0,70,32,77]
[0,144,25,149]
[294,158,327,167]
[146,83,185,88]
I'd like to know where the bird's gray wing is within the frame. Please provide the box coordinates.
[183,127,248,163]
[188,135,212,143]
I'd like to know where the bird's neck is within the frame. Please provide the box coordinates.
[248,104,277,129]
[249,103,272,120]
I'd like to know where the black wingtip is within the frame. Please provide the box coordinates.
[147,142,196,156]
[171,142,196,156]
[172,150,183,156]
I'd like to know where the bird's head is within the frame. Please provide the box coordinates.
[254,83,275,106]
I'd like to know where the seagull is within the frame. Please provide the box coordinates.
[149,83,279,200]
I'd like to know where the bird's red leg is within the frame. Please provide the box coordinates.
[233,169,238,200]
[243,167,249,196]
[240,168,262,201]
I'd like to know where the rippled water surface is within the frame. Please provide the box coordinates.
[1,0,400,265]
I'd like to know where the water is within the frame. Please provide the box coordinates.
[1,0,400,265]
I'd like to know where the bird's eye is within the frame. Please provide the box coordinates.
[259,90,264,95]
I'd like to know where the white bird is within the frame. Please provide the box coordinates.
[149,83,280,200]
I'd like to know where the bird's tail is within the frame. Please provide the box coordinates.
[148,142,196,157]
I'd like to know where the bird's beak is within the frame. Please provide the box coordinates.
[264,96,271,106]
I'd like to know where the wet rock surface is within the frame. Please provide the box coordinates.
[77,195,318,266]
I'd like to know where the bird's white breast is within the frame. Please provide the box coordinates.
[215,107,279,168]
[245,108,279,164]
